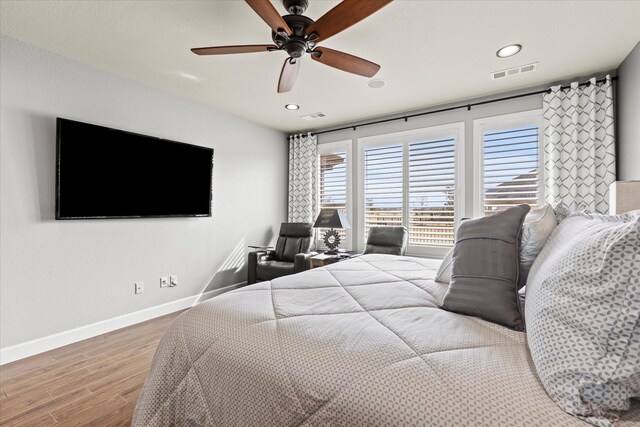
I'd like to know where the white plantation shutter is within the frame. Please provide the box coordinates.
[364,144,403,239]
[361,123,462,253]
[318,151,347,243]
[482,125,541,215]
[409,137,456,247]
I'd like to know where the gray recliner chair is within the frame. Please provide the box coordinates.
[363,226,408,256]
[247,222,314,284]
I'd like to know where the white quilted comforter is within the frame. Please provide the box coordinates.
[133,254,640,426]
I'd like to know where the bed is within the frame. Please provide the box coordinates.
[132,254,640,426]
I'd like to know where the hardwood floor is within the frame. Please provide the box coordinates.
[0,311,184,426]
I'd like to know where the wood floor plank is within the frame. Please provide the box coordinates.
[89,369,149,398]
[84,338,159,371]
[2,368,91,398]
[85,400,136,427]
[0,354,59,383]
[53,395,128,426]
[0,390,52,422]
[0,387,91,426]
[83,353,155,395]
[0,411,57,427]
[0,354,89,390]
[50,370,147,421]
[47,350,153,399]
[0,311,181,426]
[50,388,122,422]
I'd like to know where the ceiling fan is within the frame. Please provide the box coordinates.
[191,0,393,93]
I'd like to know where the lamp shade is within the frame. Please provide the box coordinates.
[609,181,640,214]
[313,209,350,229]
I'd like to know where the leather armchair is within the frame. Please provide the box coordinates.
[247,222,314,284]
[363,226,408,256]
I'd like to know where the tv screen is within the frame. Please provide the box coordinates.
[56,118,214,219]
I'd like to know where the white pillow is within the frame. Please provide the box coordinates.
[525,211,640,426]
[434,247,453,283]
[552,201,589,223]
[518,205,557,289]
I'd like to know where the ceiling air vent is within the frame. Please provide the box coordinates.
[492,62,538,80]
[301,112,327,120]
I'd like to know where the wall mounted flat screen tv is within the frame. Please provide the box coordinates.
[56,118,214,219]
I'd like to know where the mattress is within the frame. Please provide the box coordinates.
[133,254,640,426]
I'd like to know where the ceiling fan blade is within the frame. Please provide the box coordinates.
[191,44,278,55]
[311,47,380,78]
[245,0,292,36]
[306,0,392,43]
[278,57,300,93]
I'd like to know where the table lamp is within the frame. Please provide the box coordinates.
[313,209,350,254]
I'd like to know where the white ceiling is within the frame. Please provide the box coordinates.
[1,1,640,133]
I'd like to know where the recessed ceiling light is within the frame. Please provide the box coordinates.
[496,44,522,58]
[368,79,386,89]
[285,104,299,110]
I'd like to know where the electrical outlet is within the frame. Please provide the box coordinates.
[135,282,144,294]
[160,277,169,288]
[170,275,178,287]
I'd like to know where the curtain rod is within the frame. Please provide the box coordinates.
[311,76,617,137]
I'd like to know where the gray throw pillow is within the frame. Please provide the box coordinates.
[441,204,530,330]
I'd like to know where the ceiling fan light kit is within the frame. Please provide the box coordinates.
[191,0,393,93]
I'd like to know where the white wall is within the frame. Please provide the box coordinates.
[0,36,287,350]
[617,41,640,180]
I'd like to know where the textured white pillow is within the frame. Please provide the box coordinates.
[434,248,453,283]
[552,201,589,223]
[526,211,640,426]
[518,205,557,289]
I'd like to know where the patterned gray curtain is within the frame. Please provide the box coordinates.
[543,75,615,214]
[288,133,318,223]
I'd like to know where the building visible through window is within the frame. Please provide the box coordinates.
[482,125,541,215]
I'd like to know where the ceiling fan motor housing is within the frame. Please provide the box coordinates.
[272,14,315,57]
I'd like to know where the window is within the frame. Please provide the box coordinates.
[363,144,403,237]
[360,123,464,255]
[408,137,457,247]
[474,111,543,216]
[317,142,351,248]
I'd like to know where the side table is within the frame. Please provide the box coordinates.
[309,252,361,269]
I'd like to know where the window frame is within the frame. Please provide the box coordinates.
[472,110,544,218]
[317,140,353,250]
[357,122,465,258]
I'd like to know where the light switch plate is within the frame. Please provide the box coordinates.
[160,277,169,288]
[135,282,144,294]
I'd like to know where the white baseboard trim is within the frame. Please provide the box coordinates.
[0,282,245,365]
